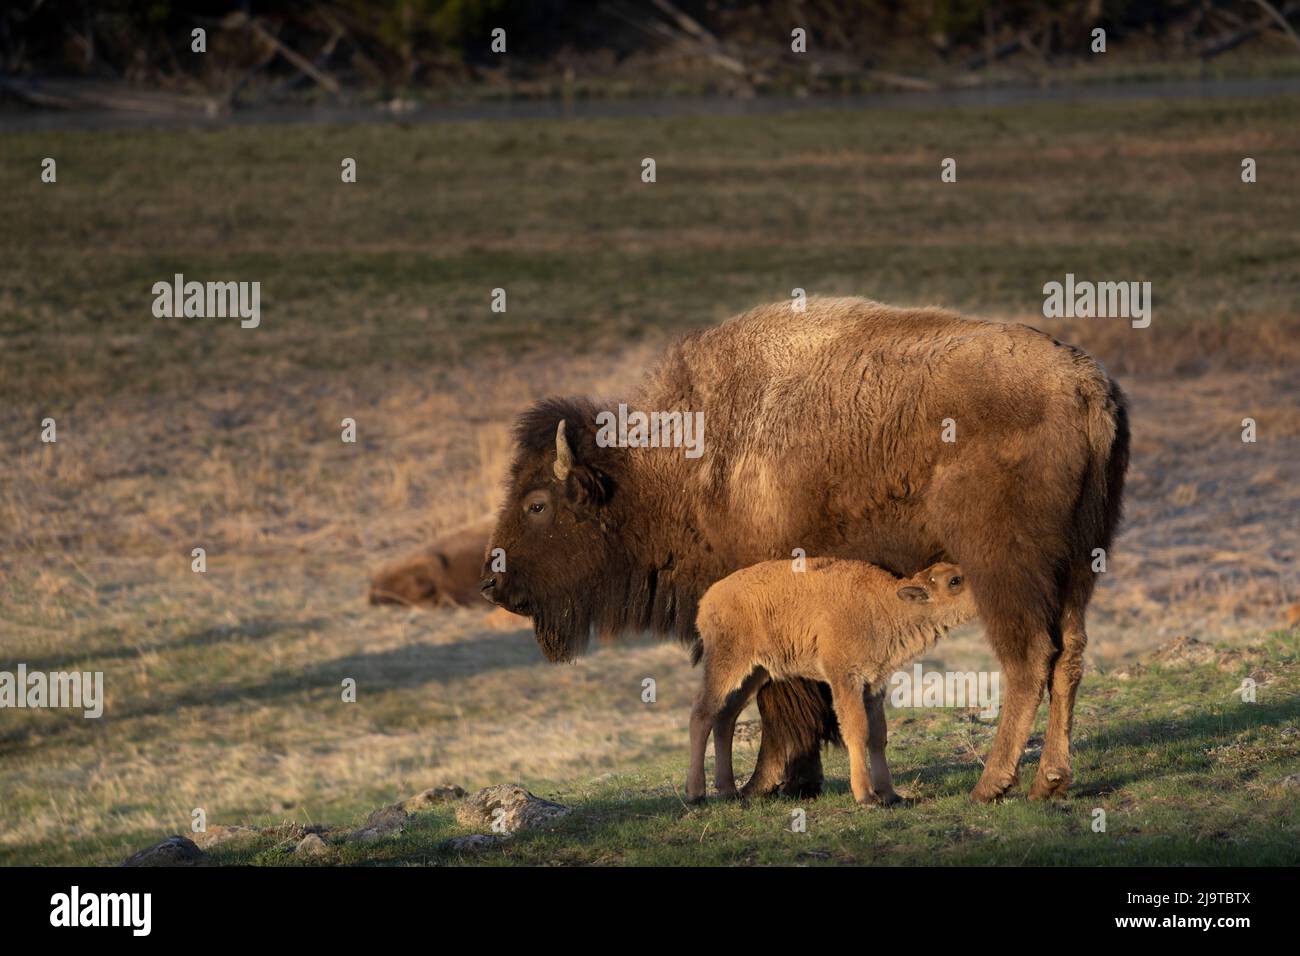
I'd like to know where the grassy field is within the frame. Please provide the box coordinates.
[6,95,1300,406]
[224,629,1300,867]
[1,93,1298,865]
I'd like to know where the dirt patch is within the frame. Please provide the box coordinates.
[1091,365,1299,649]
[1149,636,1232,668]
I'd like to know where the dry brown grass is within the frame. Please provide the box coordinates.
[3,326,1295,862]
[3,96,1298,863]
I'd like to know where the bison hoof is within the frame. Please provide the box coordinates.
[739,776,782,800]
[970,770,1019,803]
[1028,768,1072,800]
[779,777,824,800]
[854,788,899,807]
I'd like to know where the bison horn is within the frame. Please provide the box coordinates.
[553,420,573,481]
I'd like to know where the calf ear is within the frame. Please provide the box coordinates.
[897,585,930,603]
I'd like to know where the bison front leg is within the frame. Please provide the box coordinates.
[742,678,831,799]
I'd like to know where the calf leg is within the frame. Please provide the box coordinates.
[713,670,768,798]
[864,685,900,805]
[687,684,716,804]
[830,677,876,805]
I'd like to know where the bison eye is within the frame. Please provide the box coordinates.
[528,501,546,514]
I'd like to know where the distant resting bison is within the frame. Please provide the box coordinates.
[369,517,496,609]
[482,297,1129,802]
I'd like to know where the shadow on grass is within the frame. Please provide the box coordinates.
[13,617,334,673]
[1069,694,1300,795]
[0,628,542,754]
[895,695,1300,799]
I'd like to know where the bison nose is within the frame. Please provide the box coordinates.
[480,573,501,594]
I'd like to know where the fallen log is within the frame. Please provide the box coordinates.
[221,11,342,96]
[0,76,223,114]
[1201,0,1300,58]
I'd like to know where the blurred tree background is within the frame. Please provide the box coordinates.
[1,1,1297,104]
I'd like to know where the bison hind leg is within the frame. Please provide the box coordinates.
[1030,564,1096,800]
[949,525,1066,804]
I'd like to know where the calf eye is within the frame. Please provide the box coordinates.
[949,576,963,588]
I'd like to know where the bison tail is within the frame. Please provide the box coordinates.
[689,638,704,667]
[1101,379,1131,550]
[1081,375,1130,560]
[1067,373,1129,610]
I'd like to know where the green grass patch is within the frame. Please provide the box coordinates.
[187,630,1300,868]
[5,96,1300,405]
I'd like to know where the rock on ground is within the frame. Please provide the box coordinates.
[192,824,262,850]
[348,804,409,843]
[295,833,330,857]
[346,784,469,842]
[1147,635,1257,672]
[122,835,205,867]
[455,784,570,835]
[442,834,501,853]
[402,784,466,812]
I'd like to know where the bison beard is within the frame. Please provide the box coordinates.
[531,599,594,663]
[485,297,1129,802]
[751,679,842,798]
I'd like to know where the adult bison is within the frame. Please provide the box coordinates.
[482,297,1128,802]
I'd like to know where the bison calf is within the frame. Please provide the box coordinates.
[688,559,976,806]
[368,518,494,609]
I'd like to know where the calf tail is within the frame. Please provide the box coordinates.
[689,638,704,667]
